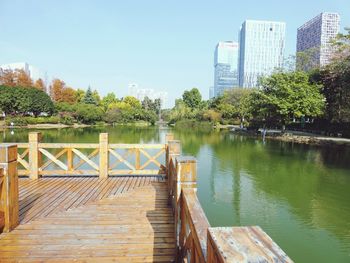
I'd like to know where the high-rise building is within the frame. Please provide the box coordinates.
[209,86,214,99]
[214,41,239,97]
[238,20,286,88]
[296,12,340,70]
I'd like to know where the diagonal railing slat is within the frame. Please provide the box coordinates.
[8,133,167,178]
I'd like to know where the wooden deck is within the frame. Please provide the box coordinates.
[0,176,176,262]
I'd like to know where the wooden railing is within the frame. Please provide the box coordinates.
[15,132,166,179]
[0,144,19,232]
[166,135,293,263]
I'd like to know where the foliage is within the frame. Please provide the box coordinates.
[5,116,60,126]
[82,86,97,105]
[34,78,45,91]
[0,86,54,116]
[0,69,34,87]
[101,93,118,111]
[182,88,202,109]
[251,71,325,126]
[75,103,104,124]
[50,79,65,102]
[201,109,222,123]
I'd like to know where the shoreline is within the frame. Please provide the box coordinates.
[230,130,350,147]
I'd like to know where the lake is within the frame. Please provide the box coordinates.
[1,126,349,262]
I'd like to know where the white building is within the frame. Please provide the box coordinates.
[297,12,340,70]
[238,20,286,87]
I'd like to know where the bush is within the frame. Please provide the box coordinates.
[5,116,60,126]
[75,104,103,124]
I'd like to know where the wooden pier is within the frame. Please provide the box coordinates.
[0,132,293,262]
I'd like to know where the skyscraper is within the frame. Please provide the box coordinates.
[296,12,340,70]
[214,41,239,97]
[209,86,214,99]
[238,20,286,88]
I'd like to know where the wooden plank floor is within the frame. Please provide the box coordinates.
[0,178,175,262]
[18,176,165,224]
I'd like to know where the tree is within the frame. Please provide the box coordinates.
[0,86,53,116]
[0,69,16,87]
[16,69,33,87]
[141,96,153,110]
[252,71,325,127]
[82,86,96,105]
[27,88,54,117]
[123,96,141,108]
[182,88,202,109]
[60,87,77,104]
[76,103,103,124]
[51,79,65,102]
[104,108,122,124]
[101,93,117,111]
[74,89,85,103]
[34,78,45,91]
[92,90,101,105]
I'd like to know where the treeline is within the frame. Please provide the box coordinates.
[166,29,350,137]
[0,71,161,125]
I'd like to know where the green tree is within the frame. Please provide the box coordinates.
[76,104,103,124]
[27,88,54,117]
[123,96,141,108]
[83,86,97,105]
[101,93,118,111]
[252,71,325,128]
[182,88,202,109]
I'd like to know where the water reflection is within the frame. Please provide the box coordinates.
[1,127,350,262]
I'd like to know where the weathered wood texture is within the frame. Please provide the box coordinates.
[16,176,165,224]
[0,180,175,262]
[14,133,166,178]
[0,144,19,232]
[207,227,293,263]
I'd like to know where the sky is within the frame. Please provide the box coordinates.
[1,0,349,107]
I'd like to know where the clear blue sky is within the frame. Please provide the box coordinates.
[1,0,349,107]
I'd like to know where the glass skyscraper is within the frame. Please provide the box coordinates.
[238,20,286,88]
[297,12,340,71]
[214,41,239,97]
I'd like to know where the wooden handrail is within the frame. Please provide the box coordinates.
[4,132,167,178]
[165,133,293,263]
[179,188,210,262]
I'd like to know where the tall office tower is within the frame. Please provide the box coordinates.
[238,20,286,88]
[214,41,239,97]
[297,12,340,71]
[209,86,214,99]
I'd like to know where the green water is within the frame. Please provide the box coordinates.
[1,126,350,262]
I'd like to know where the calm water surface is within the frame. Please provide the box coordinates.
[1,126,350,263]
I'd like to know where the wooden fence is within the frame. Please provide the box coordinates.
[16,132,166,179]
[166,137,293,262]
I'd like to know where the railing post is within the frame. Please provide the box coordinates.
[165,133,175,177]
[175,156,197,258]
[99,133,109,178]
[165,133,174,143]
[167,140,181,200]
[0,144,19,232]
[28,132,42,180]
